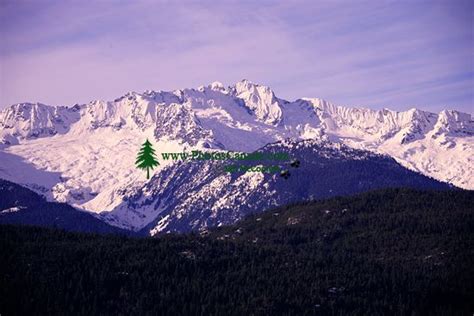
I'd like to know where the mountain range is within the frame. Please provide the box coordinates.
[0,79,472,234]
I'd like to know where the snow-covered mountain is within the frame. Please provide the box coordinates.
[132,139,449,235]
[0,79,472,233]
[0,179,131,235]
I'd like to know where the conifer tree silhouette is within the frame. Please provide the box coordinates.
[135,139,159,179]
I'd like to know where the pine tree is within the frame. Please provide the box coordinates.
[135,139,159,179]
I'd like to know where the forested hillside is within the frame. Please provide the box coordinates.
[1,188,473,315]
[0,179,131,235]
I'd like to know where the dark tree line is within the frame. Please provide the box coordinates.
[0,188,473,315]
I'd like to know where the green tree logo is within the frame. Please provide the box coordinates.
[136,139,159,179]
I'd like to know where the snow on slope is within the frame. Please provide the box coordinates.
[0,79,472,230]
[299,98,474,189]
[138,138,449,235]
[0,102,81,145]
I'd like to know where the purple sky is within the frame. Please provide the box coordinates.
[1,0,473,113]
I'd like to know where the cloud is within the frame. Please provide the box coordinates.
[0,0,472,114]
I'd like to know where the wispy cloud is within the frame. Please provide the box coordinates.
[0,0,472,113]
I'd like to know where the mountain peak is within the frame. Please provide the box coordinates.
[433,109,474,136]
[231,80,282,125]
[208,81,225,91]
[233,79,271,93]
